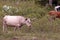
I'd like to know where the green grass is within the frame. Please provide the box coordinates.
[0,31,60,40]
[0,1,60,40]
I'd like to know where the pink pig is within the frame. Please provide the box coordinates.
[3,15,31,32]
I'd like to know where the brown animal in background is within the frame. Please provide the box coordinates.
[48,11,60,20]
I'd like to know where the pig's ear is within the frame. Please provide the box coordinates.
[25,18,27,21]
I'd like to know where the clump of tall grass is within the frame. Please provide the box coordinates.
[1,1,48,19]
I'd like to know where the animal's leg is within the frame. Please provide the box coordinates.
[14,27,17,31]
[3,22,5,32]
[51,15,56,20]
[3,21,7,32]
[17,25,23,31]
[47,15,53,21]
[5,25,8,33]
[47,15,55,22]
[15,24,21,31]
[14,26,20,31]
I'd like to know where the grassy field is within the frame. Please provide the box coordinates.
[0,1,60,40]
